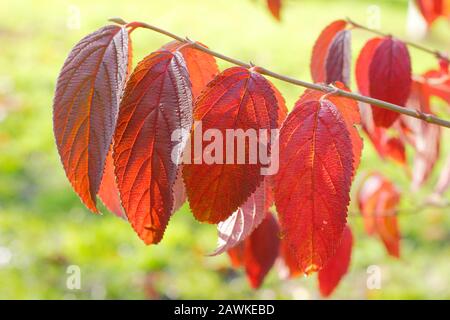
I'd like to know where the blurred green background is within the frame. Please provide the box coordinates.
[0,0,449,299]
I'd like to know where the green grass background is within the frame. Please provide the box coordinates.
[0,0,449,299]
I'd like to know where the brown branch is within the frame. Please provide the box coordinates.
[110,17,450,129]
[346,17,450,63]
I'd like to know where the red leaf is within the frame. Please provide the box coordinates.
[182,67,279,224]
[53,25,131,212]
[318,225,353,297]
[367,37,412,127]
[212,178,273,256]
[296,83,363,176]
[267,0,282,21]
[98,150,125,218]
[113,51,193,245]
[311,20,349,85]
[274,98,353,274]
[163,41,219,98]
[357,173,401,257]
[243,213,280,288]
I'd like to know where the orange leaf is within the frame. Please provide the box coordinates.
[113,51,193,245]
[357,173,401,257]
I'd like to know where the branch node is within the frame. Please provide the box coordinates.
[320,84,340,102]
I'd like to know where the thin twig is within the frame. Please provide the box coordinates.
[110,18,450,129]
[346,17,449,63]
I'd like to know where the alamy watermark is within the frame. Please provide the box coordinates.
[66,265,81,290]
[171,121,280,176]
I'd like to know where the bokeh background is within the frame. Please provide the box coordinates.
[0,0,449,299]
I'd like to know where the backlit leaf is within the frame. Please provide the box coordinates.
[274,98,353,274]
[113,51,193,245]
[183,67,279,224]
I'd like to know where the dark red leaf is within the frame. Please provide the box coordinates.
[243,213,280,288]
[318,225,353,297]
[183,67,279,224]
[53,25,131,212]
[274,98,353,274]
[113,51,193,245]
[325,30,351,86]
[311,20,348,85]
[365,37,412,127]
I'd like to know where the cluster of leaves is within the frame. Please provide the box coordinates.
[52,17,449,297]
